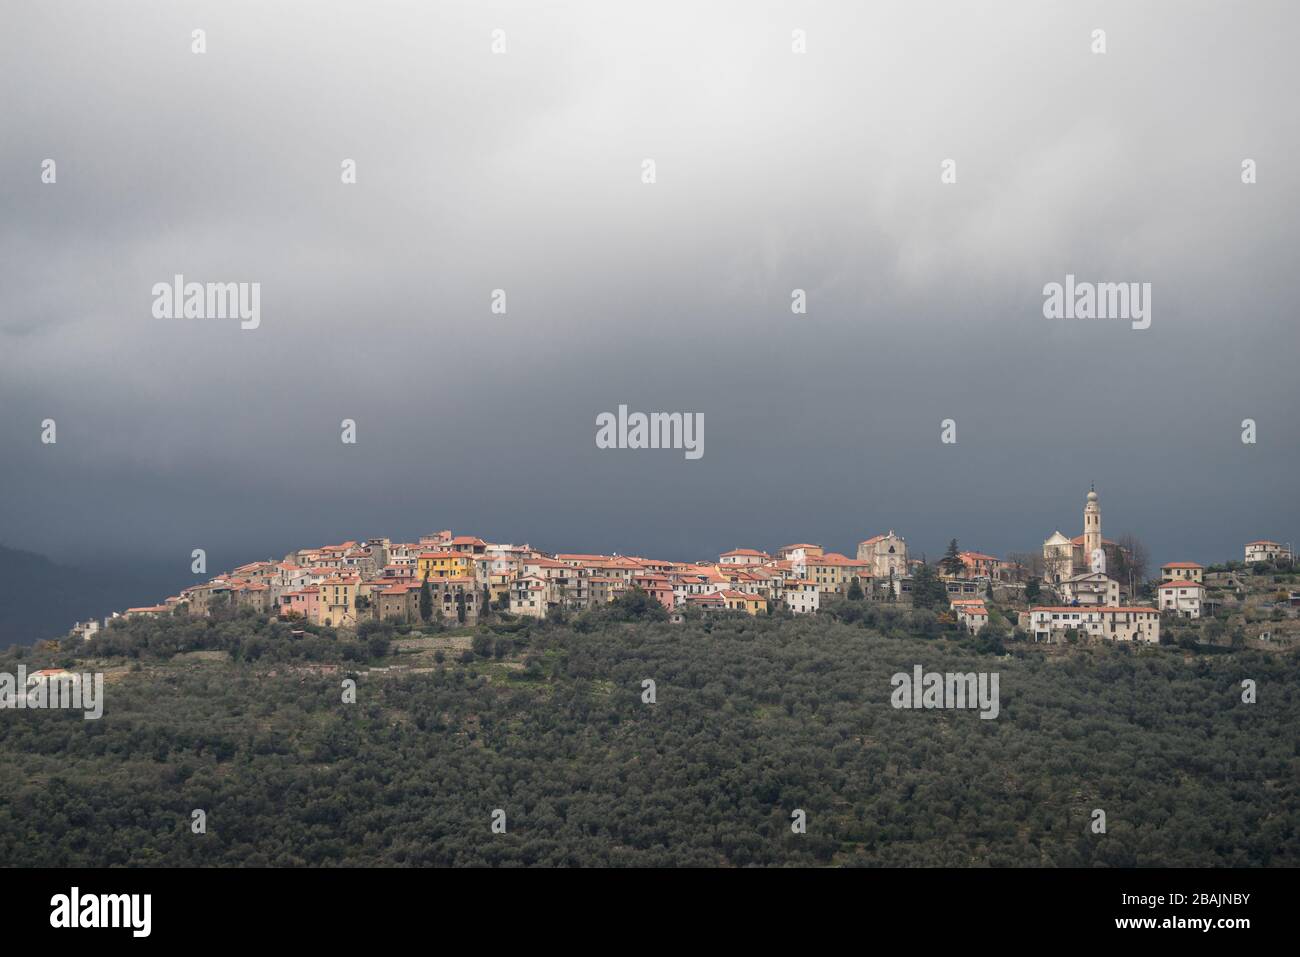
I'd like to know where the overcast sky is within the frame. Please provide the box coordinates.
[2,0,1297,573]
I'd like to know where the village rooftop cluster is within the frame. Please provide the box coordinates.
[74,488,1293,648]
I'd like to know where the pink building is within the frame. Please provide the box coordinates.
[279,588,319,622]
[633,573,675,610]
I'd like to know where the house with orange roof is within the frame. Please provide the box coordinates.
[758,559,800,592]
[278,587,319,622]
[607,556,652,580]
[230,582,272,613]
[371,581,419,623]
[556,556,624,591]
[742,567,785,600]
[718,567,771,598]
[552,553,611,566]
[632,573,674,610]
[587,576,628,606]
[950,598,989,634]
[446,536,488,555]
[777,543,823,561]
[1245,540,1291,564]
[684,592,727,611]
[629,557,675,574]
[667,572,712,607]
[232,560,278,585]
[1157,580,1204,619]
[719,548,771,566]
[182,580,233,617]
[522,555,577,576]
[519,556,588,607]
[689,564,732,592]
[326,541,359,552]
[954,551,1001,580]
[1159,561,1204,584]
[719,589,767,615]
[125,605,169,618]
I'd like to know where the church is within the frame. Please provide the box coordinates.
[1042,486,1126,584]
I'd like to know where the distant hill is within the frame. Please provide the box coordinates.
[0,544,190,647]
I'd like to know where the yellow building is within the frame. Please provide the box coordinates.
[417,551,472,580]
[804,553,870,595]
[318,575,361,627]
[720,589,767,615]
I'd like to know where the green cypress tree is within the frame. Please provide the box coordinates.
[941,539,964,577]
[419,573,433,624]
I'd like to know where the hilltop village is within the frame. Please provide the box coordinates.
[72,488,1296,649]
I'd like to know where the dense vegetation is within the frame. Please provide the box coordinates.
[1,602,1295,867]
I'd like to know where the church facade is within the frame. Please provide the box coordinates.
[857,531,908,579]
[1042,487,1125,584]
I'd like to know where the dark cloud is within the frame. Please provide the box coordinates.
[2,0,1296,570]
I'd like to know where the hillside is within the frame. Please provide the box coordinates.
[3,606,1295,866]
[0,544,191,648]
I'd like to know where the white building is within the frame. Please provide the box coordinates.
[950,599,989,634]
[1057,571,1120,607]
[1042,531,1075,584]
[69,620,101,641]
[1245,540,1291,564]
[1026,606,1160,644]
[777,544,822,564]
[782,579,820,615]
[719,548,770,566]
[509,576,549,618]
[1158,580,1204,619]
[671,575,711,608]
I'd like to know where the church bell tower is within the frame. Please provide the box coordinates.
[1083,484,1102,564]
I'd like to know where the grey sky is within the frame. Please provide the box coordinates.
[2,0,1297,572]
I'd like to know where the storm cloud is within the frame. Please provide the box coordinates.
[2,0,1296,572]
